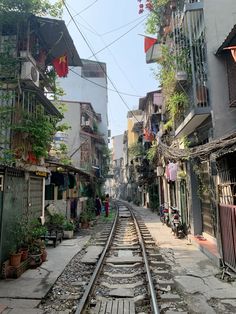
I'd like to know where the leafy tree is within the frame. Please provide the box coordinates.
[0,0,63,17]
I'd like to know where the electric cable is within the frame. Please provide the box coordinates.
[72,12,145,95]
[62,0,144,126]
[67,0,99,26]
[87,16,148,59]
[69,68,143,97]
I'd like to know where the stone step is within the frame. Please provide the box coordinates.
[104,271,142,278]
[106,256,143,264]
[101,280,144,289]
[106,262,142,268]
[155,279,175,287]
[147,253,164,261]
[111,245,140,250]
[159,293,181,302]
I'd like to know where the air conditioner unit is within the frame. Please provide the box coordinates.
[21,61,39,87]
[85,121,90,126]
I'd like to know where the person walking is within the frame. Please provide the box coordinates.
[104,194,109,217]
[95,195,102,216]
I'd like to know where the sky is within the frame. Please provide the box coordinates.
[62,0,159,137]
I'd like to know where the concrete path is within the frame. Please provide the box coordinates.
[0,235,90,313]
[132,204,236,314]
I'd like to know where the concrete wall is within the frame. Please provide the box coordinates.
[59,101,81,168]
[59,63,108,143]
[204,0,236,138]
[112,134,124,161]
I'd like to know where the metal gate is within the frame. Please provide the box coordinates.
[29,176,43,218]
[199,162,216,237]
[219,204,236,271]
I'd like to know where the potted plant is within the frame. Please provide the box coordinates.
[9,246,22,267]
[40,240,47,263]
[63,220,75,239]
[28,219,47,268]
[9,217,29,266]
[80,210,90,229]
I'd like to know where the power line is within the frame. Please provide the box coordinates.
[71,13,142,95]
[62,0,144,126]
[67,0,99,27]
[101,14,148,36]
[69,68,143,97]
[87,16,147,59]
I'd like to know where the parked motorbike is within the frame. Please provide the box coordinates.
[160,203,170,226]
[170,206,185,238]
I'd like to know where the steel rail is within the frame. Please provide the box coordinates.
[75,203,119,314]
[128,203,161,314]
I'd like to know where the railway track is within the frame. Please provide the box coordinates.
[75,201,188,314]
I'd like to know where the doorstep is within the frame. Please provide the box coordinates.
[189,234,222,268]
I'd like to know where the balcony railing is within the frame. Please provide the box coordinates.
[171,0,210,135]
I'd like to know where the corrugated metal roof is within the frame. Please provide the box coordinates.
[32,16,82,67]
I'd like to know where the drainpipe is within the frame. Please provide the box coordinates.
[41,177,45,225]
[0,169,6,268]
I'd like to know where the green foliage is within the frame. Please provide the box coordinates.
[80,210,91,223]
[63,220,75,231]
[47,212,65,227]
[166,92,188,120]
[147,141,157,161]
[0,0,63,17]
[12,110,59,158]
[145,0,169,35]
[29,219,47,241]
[157,45,176,95]
[128,142,144,158]
[180,135,191,149]
[164,119,173,131]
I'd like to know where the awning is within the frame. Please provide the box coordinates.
[45,159,94,179]
[16,161,50,175]
[216,24,236,55]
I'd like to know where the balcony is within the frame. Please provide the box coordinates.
[171,0,210,138]
[174,84,211,138]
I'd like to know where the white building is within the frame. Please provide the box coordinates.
[58,59,109,143]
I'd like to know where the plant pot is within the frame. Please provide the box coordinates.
[63,230,74,239]
[41,249,47,262]
[81,222,90,229]
[175,71,187,82]
[20,248,29,261]
[10,252,22,267]
[29,253,42,268]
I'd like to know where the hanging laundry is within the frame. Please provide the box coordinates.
[169,162,178,182]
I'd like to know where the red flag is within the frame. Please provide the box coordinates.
[52,54,69,77]
[144,36,157,53]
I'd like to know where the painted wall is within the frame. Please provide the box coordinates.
[58,100,81,168]
[58,61,108,143]
[112,134,124,161]
[204,0,236,138]
[127,110,143,146]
